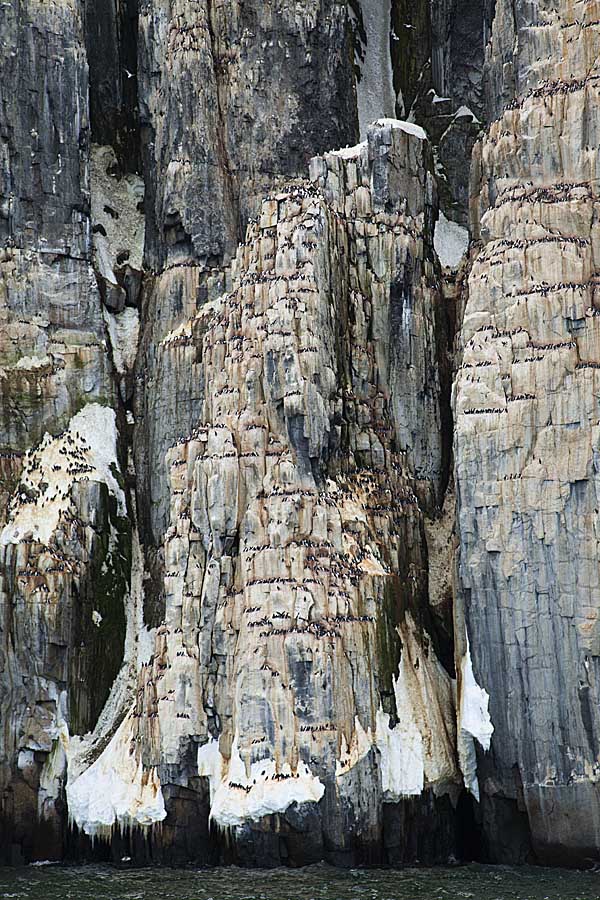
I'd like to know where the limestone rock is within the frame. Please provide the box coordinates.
[454,0,600,865]
[68,120,460,865]
[0,0,129,861]
[3,0,600,872]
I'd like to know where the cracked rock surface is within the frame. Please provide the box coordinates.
[454,0,600,866]
[1,0,600,871]
[110,120,458,864]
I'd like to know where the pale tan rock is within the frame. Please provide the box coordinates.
[454,0,600,864]
[65,121,460,857]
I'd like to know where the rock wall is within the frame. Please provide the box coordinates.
[66,119,460,866]
[134,0,358,557]
[2,0,600,871]
[0,0,464,866]
[0,0,133,863]
[454,0,600,866]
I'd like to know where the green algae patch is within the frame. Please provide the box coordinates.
[69,484,131,735]
[375,576,403,719]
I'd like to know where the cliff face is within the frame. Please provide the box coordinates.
[134,0,358,558]
[454,0,600,865]
[0,0,129,859]
[68,120,461,866]
[1,0,599,870]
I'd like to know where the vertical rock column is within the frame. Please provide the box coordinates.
[0,0,128,862]
[134,0,358,569]
[68,120,462,865]
[454,0,600,865]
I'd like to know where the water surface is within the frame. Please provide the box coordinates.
[1,864,600,900]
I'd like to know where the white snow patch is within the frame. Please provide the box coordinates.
[457,634,494,800]
[14,355,52,371]
[67,714,166,838]
[197,735,325,827]
[429,90,451,104]
[434,212,469,269]
[329,140,368,160]
[357,0,396,139]
[374,634,428,798]
[455,105,480,123]
[458,729,480,801]
[104,307,140,375]
[460,636,494,750]
[1,403,126,547]
[376,705,424,797]
[330,120,427,166]
[374,118,427,142]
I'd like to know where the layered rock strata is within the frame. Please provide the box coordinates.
[67,120,462,866]
[134,0,358,556]
[0,0,135,863]
[454,0,600,866]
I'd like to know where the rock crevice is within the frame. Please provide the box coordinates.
[2,0,600,870]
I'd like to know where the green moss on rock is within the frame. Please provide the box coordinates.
[69,484,130,735]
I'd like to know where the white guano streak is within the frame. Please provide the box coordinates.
[66,714,166,838]
[197,734,325,827]
[458,633,494,800]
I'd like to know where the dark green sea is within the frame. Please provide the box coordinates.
[1,864,599,900]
